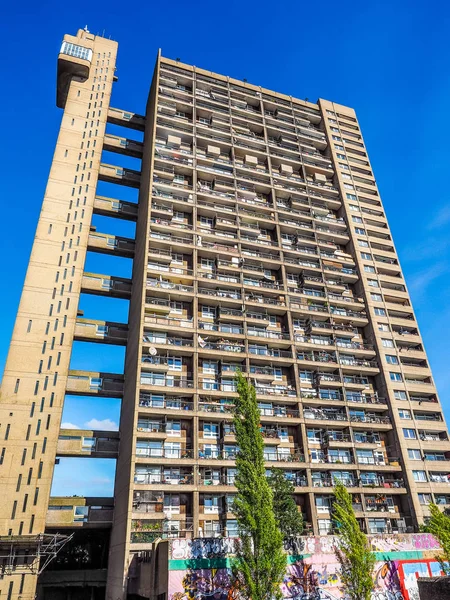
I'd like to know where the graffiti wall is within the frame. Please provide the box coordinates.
[168,535,443,600]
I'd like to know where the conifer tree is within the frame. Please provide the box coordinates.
[267,468,303,540]
[422,502,450,574]
[231,371,286,600]
[332,480,375,600]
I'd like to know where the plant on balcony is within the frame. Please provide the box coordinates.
[267,468,303,541]
[421,503,450,574]
[332,480,375,600]
[232,371,286,600]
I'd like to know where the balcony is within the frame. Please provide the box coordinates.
[139,395,194,412]
[198,402,234,415]
[130,518,194,542]
[140,375,194,391]
[136,447,195,460]
[74,318,128,345]
[66,370,124,397]
[46,497,114,528]
[134,472,194,486]
[350,415,391,426]
[304,408,347,422]
[144,314,193,330]
[263,451,305,463]
[255,383,297,397]
[249,347,292,359]
[81,272,132,299]
[57,429,119,458]
[142,334,193,348]
[147,279,193,294]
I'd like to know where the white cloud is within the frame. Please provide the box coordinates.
[427,205,450,230]
[60,421,80,429]
[84,418,119,431]
[401,237,450,262]
[407,263,448,295]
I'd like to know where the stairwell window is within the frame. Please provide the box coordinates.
[403,428,417,440]
[386,355,399,365]
[412,470,427,482]
[390,372,403,382]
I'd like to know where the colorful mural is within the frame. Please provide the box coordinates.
[168,535,444,600]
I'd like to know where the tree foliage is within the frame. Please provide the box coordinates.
[332,480,375,600]
[232,371,286,600]
[422,502,450,574]
[267,468,303,541]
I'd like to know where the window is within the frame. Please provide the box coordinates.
[355,227,366,235]
[386,355,399,365]
[413,470,427,482]
[167,357,182,371]
[371,293,382,301]
[358,240,369,247]
[403,428,417,440]
[346,193,357,201]
[74,506,89,522]
[203,423,219,438]
[202,306,216,318]
[374,308,386,316]
[382,339,394,347]
[170,301,183,314]
[204,495,220,513]
[378,323,389,331]
[82,437,95,451]
[361,252,372,260]
[318,519,332,534]
[408,449,422,460]
[418,493,432,505]
[398,409,411,419]
[364,265,376,273]
[394,390,407,400]
[202,361,218,374]
[349,204,360,211]
[390,372,402,382]
[60,41,93,62]
[368,279,379,287]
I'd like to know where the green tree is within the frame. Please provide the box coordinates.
[267,468,303,541]
[422,502,450,574]
[231,371,286,600]
[332,480,375,600]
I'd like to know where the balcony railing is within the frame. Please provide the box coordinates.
[134,473,194,485]
[140,377,194,389]
[263,451,305,463]
[142,335,193,347]
[349,415,391,425]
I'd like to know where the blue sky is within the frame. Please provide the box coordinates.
[2,0,450,497]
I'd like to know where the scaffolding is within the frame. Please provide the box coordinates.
[0,533,73,576]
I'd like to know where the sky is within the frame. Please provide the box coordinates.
[1,0,450,497]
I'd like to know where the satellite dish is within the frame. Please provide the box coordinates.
[148,346,157,356]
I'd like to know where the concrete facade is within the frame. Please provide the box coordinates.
[1,28,449,600]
